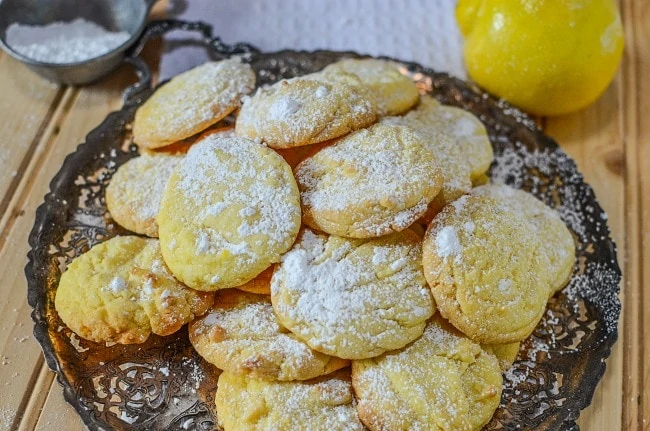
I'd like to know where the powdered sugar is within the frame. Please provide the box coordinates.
[315,85,329,98]
[269,96,302,120]
[435,226,461,261]
[6,18,130,64]
[106,276,126,293]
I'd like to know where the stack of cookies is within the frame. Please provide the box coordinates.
[54,57,575,431]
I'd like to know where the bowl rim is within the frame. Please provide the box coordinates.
[0,0,152,68]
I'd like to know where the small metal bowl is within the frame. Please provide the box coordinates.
[0,0,156,85]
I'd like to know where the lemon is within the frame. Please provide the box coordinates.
[456,0,624,116]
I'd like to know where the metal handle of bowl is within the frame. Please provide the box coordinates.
[122,19,260,106]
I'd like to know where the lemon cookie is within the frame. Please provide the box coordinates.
[55,236,214,344]
[235,74,377,149]
[485,342,520,371]
[215,370,365,431]
[401,96,493,180]
[271,229,435,359]
[422,195,552,343]
[189,290,348,381]
[133,58,255,149]
[296,123,443,238]
[352,315,503,431]
[236,265,273,295]
[106,154,181,237]
[382,113,473,222]
[472,184,575,293]
[323,58,419,116]
[158,134,302,291]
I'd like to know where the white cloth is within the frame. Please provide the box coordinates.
[160,0,465,80]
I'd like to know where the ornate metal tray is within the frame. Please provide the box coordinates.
[25,20,621,431]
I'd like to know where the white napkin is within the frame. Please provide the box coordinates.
[160,0,466,80]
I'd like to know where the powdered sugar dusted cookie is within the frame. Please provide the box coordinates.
[402,96,493,181]
[133,58,255,149]
[382,108,473,222]
[323,58,420,116]
[189,290,348,381]
[106,154,181,237]
[215,370,365,431]
[352,315,503,431]
[271,228,435,360]
[235,74,377,149]
[157,134,301,291]
[296,123,443,238]
[422,195,552,343]
[55,236,214,344]
[472,184,575,293]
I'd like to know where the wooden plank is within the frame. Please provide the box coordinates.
[0,52,63,219]
[542,41,626,431]
[16,365,54,431]
[33,387,84,431]
[622,2,649,430]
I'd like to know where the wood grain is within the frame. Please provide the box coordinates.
[0,53,63,221]
[621,1,649,430]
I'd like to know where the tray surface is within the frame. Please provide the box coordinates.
[26,46,621,431]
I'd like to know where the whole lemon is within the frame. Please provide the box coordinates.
[456,0,624,116]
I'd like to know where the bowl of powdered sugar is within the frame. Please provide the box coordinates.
[0,0,156,85]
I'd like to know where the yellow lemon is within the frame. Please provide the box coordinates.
[457,0,624,116]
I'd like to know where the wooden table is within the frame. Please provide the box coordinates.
[0,3,647,430]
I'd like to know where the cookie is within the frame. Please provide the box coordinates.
[55,236,214,344]
[323,58,420,116]
[352,315,503,431]
[472,184,575,293]
[236,265,273,295]
[485,342,520,371]
[296,123,443,238]
[189,290,348,381]
[133,58,255,149]
[235,74,377,149]
[422,195,552,343]
[382,111,473,223]
[157,134,301,291]
[271,228,435,359]
[215,370,365,431]
[106,154,181,237]
[401,96,493,181]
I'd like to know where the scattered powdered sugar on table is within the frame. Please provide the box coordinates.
[6,18,130,64]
